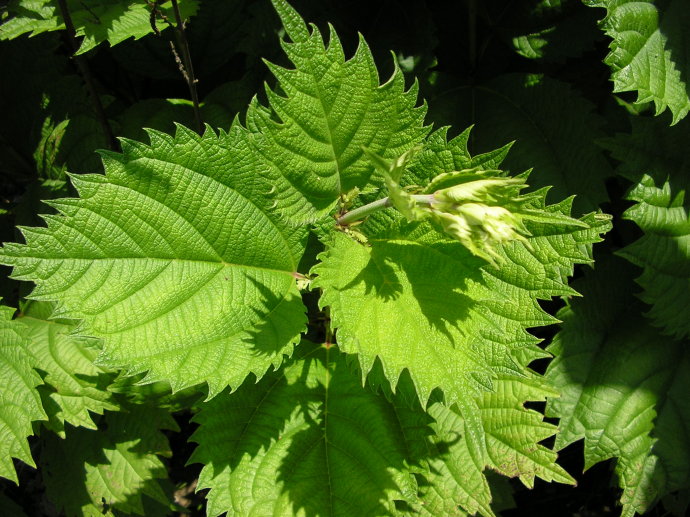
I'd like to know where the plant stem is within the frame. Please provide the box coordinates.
[323,304,333,348]
[170,0,203,134]
[337,194,434,225]
[56,0,118,151]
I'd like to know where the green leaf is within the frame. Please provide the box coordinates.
[0,34,103,180]
[600,115,690,189]
[245,0,429,222]
[18,301,119,437]
[545,254,690,517]
[510,0,602,62]
[0,125,308,396]
[601,117,690,338]
[0,0,199,54]
[619,176,690,339]
[428,75,612,213]
[585,0,690,124]
[0,305,46,483]
[413,368,573,516]
[190,342,421,517]
[191,341,570,517]
[33,117,69,181]
[41,406,177,516]
[425,373,573,496]
[314,130,611,409]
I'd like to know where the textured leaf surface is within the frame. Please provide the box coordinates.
[545,255,690,517]
[619,176,690,338]
[0,126,307,395]
[0,0,199,54]
[245,0,428,221]
[428,75,612,213]
[468,374,573,488]
[191,342,421,517]
[418,373,572,516]
[314,129,611,409]
[601,115,690,189]
[585,0,690,124]
[18,301,118,437]
[0,305,46,483]
[41,406,176,516]
[192,341,570,517]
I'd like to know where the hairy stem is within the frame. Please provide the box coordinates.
[170,0,203,134]
[56,0,118,151]
[337,194,434,225]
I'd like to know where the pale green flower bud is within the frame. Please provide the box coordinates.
[430,202,527,264]
[434,178,524,206]
[362,149,546,264]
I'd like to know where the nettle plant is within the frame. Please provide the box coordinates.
[0,0,689,516]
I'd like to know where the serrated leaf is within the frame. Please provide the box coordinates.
[545,255,690,517]
[619,176,690,339]
[313,130,611,410]
[18,300,119,437]
[418,373,572,517]
[601,117,690,338]
[600,115,690,189]
[192,341,569,517]
[245,0,429,222]
[585,0,690,124]
[190,342,421,517]
[471,375,573,488]
[0,0,199,54]
[0,305,46,483]
[408,369,573,516]
[427,75,612,213]
[41,406,177,516]
[0,125,308,396]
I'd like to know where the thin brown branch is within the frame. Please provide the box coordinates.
[56,0,118,151]
[170,0,203,134]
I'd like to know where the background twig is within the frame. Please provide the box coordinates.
[56,0,118,151]
[170,0,203,134]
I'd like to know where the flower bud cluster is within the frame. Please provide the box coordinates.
[359,148,548,265]
[424,176,531,264]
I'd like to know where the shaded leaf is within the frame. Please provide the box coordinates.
[619,176,690,338]
[192,341,570,517]
[546,255,690,517]
[41,406,177,516]
[18,300,118,437]
[428,75,612,213]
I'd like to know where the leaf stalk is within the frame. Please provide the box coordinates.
[337,194,434,225]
